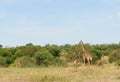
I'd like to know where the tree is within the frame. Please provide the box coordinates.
[109,49,120,63]
[6,57,14,65]
[61,44,71,50]
[0,49,14,66]
[13,56,35,68]
[35,50,54,66]
[26,43,34,46]
[90,49,102,59]
[0,49,12,57]
[44,45,62,57]
[21,45,37,57]
[0,56,7,67]
[49,47,61,57]
[13,49,22,59]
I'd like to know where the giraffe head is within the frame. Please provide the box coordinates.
[79,40,84,45]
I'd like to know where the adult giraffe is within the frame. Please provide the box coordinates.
[80,40,92,65]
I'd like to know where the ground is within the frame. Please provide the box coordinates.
[0,64,120,82]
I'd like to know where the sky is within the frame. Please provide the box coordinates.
[0,0,120,47]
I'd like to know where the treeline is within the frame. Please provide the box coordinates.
[0,42,120,67]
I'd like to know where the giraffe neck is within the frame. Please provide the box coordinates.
[80,41,86,52]
[80,40,88,56]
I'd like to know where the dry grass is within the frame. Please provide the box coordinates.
[0,64,120,82]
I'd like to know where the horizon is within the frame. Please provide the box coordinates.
[1,0,120,47]
[1,41,120,47]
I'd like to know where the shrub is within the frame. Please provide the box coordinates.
[35,51,54,67]
[90,49,102,63]
[0,56,7,67]
[52,57,67,67]
[13,49,22,59]
[0,49,12,57]
[49,47,61,57]
[109,49,120,63]
[13,56,35,68]
[6,57,14,64]
[97,60,107,66]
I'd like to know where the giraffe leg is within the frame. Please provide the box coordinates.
[83,56,85,65]
[90,57,92,65]
[87,58,90,65]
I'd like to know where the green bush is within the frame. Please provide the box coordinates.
[90,49,102,62]
[52,57,67,67]
[6,57,14,64]
[0,56,7,67]
[35,51,54,67]
[0,49,12,57]
[13,56,35,68]
[109,49,120,63]
[13,49,22,59]
[49,47,61,57]
[92,54,99,64]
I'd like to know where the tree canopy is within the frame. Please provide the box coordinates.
[0,42,120,67]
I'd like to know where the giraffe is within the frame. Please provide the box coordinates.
[80,40,92,65]
[73,54,79,66]
[72,52,80,71]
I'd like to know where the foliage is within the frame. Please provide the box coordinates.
[49,47,61,57]
[21,45,37,57]
[52,57,67,67]
[0,49,12,57]
[0,42,120,67]
[67,44,82,61]
[13,56,35,68]
[90,48,102,63]
[13,49,22,59]
[6,57,14,65]
[109,49,120,63]
[0,56,7,67]
[35,50,54,67]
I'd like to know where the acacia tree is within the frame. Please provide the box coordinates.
[35,50,54,67]
[13,49,23,59]
[20,44,38,57]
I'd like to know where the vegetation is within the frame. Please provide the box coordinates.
[0,42,120,67]
[0,42,120,82]
[0,65,120,82]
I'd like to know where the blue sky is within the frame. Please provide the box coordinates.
[0,0,120,47]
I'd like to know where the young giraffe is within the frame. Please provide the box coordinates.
[73,55,79,66]
[72,52,80,71]
[80,40,92,65]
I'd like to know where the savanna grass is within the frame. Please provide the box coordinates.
[0,65,120,82]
